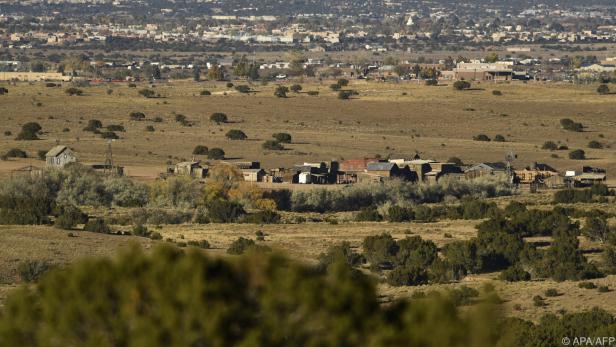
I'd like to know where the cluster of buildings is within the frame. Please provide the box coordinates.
[10,145,607,189]
[167,156,607,189]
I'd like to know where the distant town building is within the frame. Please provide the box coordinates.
[0,72,71,82]
[454,61,514,81]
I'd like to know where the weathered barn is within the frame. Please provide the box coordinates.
[45,145,77,168]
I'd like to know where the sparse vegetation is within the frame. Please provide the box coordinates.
[210,112,228,123]
[453,80,471,90]
[262,140,284,150]
[207,147,225,159]
[569,149,586,160]
[225,129,248,140]
[272,132,292,143]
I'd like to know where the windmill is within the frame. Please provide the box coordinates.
[104,139,115,175]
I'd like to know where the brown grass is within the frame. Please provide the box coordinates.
[0,80,615,183]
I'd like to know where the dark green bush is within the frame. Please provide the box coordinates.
[542,141,558,150]
[493,134,506,142]
[588,140,603,149]
[187,240,210,249]
[318,241,364,270]
[208,200,245,223]
[560,118,583,132]
[83,219,111,234]
[355,207,382,222]
[132,224,150,237]
[499,265,531,282]
[54,205,88,230]
[545,288,559,297]
[242,210,281,224]
[210,112,228,123]
[83,119,103,132]
[274,86,289,98]
[225,129,248,140]
[5,148,27,158]
[262,140,284,150]
[578,281,597,289]
[272,132,292,143]
[65,87,83,96]
[227,237,255,254]
[138,89,156,98]
[107,124,125,132]
[453,80,471,90]
[18,260,51,283]
[192,145,209,155]
[129,112,146,121]
[473,134,491,142]
[387,205,414,222]
[100,131,119,140]
[207,148,225,160]
[569,149,586,160]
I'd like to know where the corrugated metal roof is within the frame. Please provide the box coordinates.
[367,162,396,171]
[45,145,68,157]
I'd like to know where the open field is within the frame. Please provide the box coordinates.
[1,79,615,182]
[2,218,615,322]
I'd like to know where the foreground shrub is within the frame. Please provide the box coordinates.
[2,245,616,346]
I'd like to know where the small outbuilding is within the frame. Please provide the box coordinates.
[45,145,76,168]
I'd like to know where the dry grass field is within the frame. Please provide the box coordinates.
[2,78,616,322]
[0,79,615,182]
